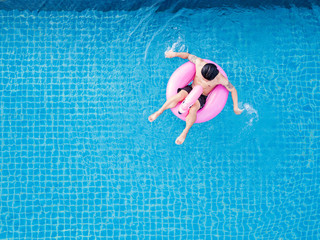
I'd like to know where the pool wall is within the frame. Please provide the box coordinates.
[0,0,318,12]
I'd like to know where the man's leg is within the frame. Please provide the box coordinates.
[175,100,201,145]
[148,90,189,122]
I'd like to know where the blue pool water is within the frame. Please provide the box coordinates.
[0,2,319,239]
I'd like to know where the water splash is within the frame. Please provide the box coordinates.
[165,37,187,53]
[239,102,259,126]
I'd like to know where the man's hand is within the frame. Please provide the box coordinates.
[165,50,176,58]
[234,107,243,115]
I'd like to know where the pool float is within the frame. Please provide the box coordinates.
[166,60,229,123]
[178,85,203,115]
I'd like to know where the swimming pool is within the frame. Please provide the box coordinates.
[0,0,319,239]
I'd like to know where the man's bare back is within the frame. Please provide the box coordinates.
[192,59,229,96]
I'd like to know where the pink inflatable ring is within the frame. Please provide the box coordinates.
[166,60,229,123]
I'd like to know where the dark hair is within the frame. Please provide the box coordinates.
[201,63,219,80]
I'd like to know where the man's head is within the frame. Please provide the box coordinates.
[201,63,219,80]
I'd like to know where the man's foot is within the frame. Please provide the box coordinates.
[148,111,161,122]
[175,132,187,145]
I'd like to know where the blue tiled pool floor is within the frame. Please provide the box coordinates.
[0,6,319,239]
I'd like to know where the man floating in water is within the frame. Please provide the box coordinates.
[149,51,242,145]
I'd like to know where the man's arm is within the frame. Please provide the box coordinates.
[165,51,201,64]
[222,80,243,115]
